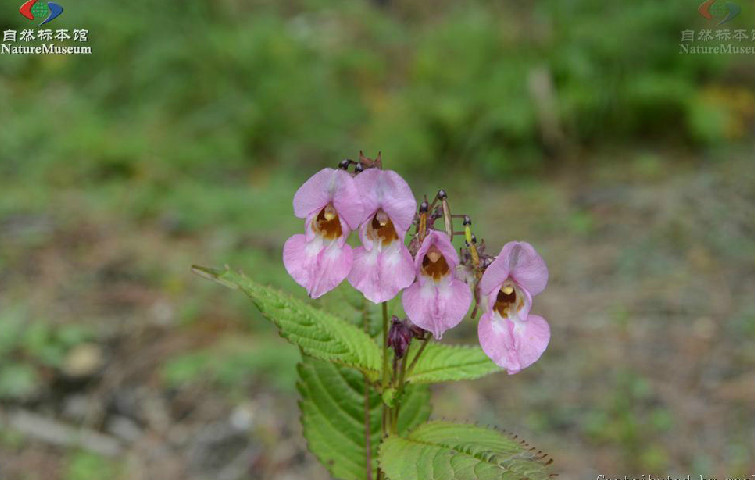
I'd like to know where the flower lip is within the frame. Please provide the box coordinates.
[312,204,343,240]
[477,312,550,374]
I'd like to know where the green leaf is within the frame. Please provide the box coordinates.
[192,266,382,380]
[298,356,431,480]
[379,421,553,480]
[315,283,384,337]
[406,343,501,384]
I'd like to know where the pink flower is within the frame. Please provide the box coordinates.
[401,230,472,339]
[477,241,549,374]
[283,168,363,298]
[347,169,417,303]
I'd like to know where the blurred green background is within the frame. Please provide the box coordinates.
[1,0,754,479]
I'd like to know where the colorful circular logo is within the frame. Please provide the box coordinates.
[19,0,64,26]
[698,0,742,25]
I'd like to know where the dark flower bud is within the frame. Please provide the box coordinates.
[408,322,428,341]
[338,159,351,170]
[436,189,447,200]
[355,163,365,173]
[463,215,471,226]
[388,316,412,359]
[419,200,429,213]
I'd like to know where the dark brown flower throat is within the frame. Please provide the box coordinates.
[421,245,450,280]
[494,285,523,318]
[370,209,399,246]
[315,204,343,240]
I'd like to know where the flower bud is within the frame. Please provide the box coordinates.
[408,321,428,341]
[387,316,412,359]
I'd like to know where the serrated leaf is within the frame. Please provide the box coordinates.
[192,266,382,380]
[379,421,553,480]
[315,283,384,337]
[298,356,431,480]
[406,343,501,384]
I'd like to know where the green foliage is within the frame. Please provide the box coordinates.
[298,356,431,480]
[1,0,749,192]
[379,421,552,480]
[406,343,500,384]
[192,266,382,381]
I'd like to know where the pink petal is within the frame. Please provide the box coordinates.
[402,277,471,339]
[283,234,353,298]
[348,243,415,303]
[356,220,375,251]
[292,169,337,218]
[293,168,363,229]
[354,169,417,232]
[414,230,459,271]
[283,234,319,290]
[512,315,550,372]
[480,241,548,296]
[478,313,550,375]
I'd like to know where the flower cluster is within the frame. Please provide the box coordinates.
[283,153,550,374]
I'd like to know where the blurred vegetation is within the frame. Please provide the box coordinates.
[583,369,674,470]
[65,451,122,480]
[1,0,752,186]
[0,307,94,399]
[162,338,300,394]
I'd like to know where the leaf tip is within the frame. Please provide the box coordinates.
[191,265,238,290]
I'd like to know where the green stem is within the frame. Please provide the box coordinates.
[391,352,409,432]
[381,302,390,387]
[377,302,390,480]
[362,302,373,480]
[405,337,430,379]
[392,336,428,431]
